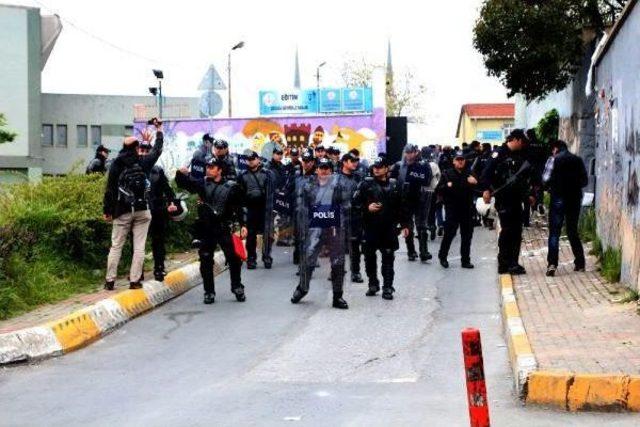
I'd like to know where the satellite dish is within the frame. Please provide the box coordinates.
[200,91,223,117]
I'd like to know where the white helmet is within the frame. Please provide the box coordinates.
[169,199,188,222]
[476,197,495,217]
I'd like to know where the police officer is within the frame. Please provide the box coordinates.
[291,158,349,309]
[391,144,433,262]
[140,140,178,281]
[285,147,302,177]
[336,151,364,283]
[471,143,496,229]
[266,146,292,247]
[314,145,327,160]
[481,129,533,275]
[353,157,410,299]
[175,158,247,304]
[213,139,238,181]
[238,150,275,269]
[437,151,477,269]
[178,133,214,248]
[327,146,341,169]
[293,150,317,265]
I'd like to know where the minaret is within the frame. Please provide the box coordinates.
[294,46,301,89]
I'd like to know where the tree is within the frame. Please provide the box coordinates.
[535,109,560,143]
[473,0,627,101]
[340,56,428,122]
[0,113,17,144]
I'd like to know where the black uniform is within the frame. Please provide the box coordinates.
[391,160,433,261]
[237,166,275,268]
[436,167,476,266]
[216,154,238,181]
[175,171,245,302]
[353,176,409,297]
[86,156,107,175]
[292,166,316,264]
[481,145,532,274]
[336,169,363,281]
[148,165,176,279]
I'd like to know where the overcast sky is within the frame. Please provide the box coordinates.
[6,0,508,144]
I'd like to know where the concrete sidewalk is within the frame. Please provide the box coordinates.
[504,222,640,411]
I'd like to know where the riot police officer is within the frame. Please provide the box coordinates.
[391,144,433,262]
[267,146,292,247]
[437,151,477,269]
[481,129,533,275]
[336,151,364,283]
[212,139,238,181]
[291,158,349,309]
[292,150,317,265]
[237,150,275,269]
[353,157,410,299]
[175,158,247,304]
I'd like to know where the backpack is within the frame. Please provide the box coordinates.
[118,163,149,207]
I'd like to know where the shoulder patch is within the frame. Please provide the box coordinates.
[491,152,499,159]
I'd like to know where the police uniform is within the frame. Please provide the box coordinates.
[353,158,410,299]
[436,153,476,268]
[481,136,532,274]
[175,158,245,304]
[292,152,316,265]
[335,152,364,283]
[391,149,433,262]
[148,164,176,281]
[291,159,349,309]
[266,147,293,247]
[237,152,275,269]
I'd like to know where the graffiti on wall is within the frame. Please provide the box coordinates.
[134,109,386,174]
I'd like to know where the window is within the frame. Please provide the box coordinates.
[91,125,102,146]
[124,125,134,137]
[42,124,53,146]
[77,125,88,147]
[56,125,67,147]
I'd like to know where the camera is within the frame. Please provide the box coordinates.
[147,117,162,126]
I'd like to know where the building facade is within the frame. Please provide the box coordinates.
[455,103,514,145]
[593,0,640,291]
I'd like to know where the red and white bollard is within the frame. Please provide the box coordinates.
[461,328,490,427]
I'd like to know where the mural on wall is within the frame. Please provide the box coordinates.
[133,109,386,175]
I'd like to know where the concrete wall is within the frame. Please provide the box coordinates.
[40,94,199,174]
[0,5,42,175]
[594,1,640,290]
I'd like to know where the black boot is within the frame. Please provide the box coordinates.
[291,286,308,304]
[351,272,364,283]
[332,292,349,309]
[418,230,431,263]
[420,253,433,263]
[439,256,449,268]
[263,256,273,269]
[203,292,215,304]
[382,287,394,300]
[154,267,165,282]
[233,286,246,302]
[407,252,418,261]
[366,281,380,296]
[461,261,474,269]
[104,281,115,291]
[247,258,257,270]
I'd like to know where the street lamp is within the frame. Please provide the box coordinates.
[149,87,158,112]
[316,61,327,113]
[228,41,245,118]
[152,69,164,118]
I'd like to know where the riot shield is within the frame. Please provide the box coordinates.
[298,175,347,294]
[262,168,276,263]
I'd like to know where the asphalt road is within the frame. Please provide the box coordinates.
[1,229,638,426]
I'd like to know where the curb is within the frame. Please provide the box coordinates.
[498,273,537,396]
[498,273,640,411]
[0,252,225,365]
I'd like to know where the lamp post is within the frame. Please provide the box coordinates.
[148,87,158,113]
[228,41,245,118]
[316,61,326,113]
[152,69,164,118]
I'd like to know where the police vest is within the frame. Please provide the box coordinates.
[309,204,341,228]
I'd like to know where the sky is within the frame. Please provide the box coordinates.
[5,0,509,144]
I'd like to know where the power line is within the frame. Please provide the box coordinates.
[33,0,169,65]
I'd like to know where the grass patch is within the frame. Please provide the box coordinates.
[0,174,196,320]
[601,246,622,283]
[578,207,597,243]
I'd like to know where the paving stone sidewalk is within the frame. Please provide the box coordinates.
[0,251,198,334]
[514,223,640,374]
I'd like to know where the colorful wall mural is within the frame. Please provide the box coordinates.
[133,108,386,175]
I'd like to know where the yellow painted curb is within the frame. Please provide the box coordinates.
[112,289,153,318]
[526,371,573,408]
[499,273,513,290]
[627,376,640,411]
[47,310,101,353]
[567,374,629,411]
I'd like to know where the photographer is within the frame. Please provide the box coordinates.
[102,118,164,290]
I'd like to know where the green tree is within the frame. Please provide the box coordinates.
[473,0,627,101]
[0,113,17,144]
[535,109,560,143]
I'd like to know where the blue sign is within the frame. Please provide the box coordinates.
[309,204,340,228]
[319,89,342,113]
[259,87,373,116]
[476,130,504,141]
[259,89,317,116]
